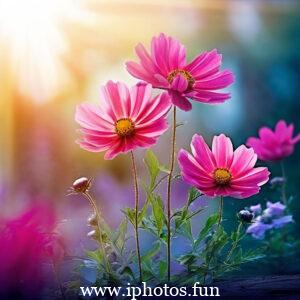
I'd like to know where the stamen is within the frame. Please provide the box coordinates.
[167,69,195,90]
[115,118,135,137]
[214,168,232,186]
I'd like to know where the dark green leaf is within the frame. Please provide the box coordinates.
[197,213,219,242]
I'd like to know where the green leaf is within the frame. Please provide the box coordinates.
[120,266,135,280]
[178,253,197,266]
[86,249,103,264]
[114,218,127,252]
[187,187,201,206]
[141,241,161,262]
[144,150,160,189]
[158,261,167,278]
[197,213,219,242]
[122,207,135,225]
[149,194,165,236]
[158,164,170,174]
[138,199,150,224]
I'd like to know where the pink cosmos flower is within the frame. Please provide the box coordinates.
[246,120,300,161]
[178,134,270,198]
[126,33,234,111]
[76,81,171,160]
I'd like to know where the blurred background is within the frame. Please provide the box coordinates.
[1,0,300,276]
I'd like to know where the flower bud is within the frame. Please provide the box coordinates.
[237,210,254,223]
[87,213,98,227]
[72,177,91,193]
[87,229,99,240]
[270,177,285,187]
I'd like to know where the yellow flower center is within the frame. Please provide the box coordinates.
[213,168,232,186]
[115,118,135,137]
[167,69,195,90]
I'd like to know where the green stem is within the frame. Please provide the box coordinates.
[83,192,111,274]
[280,161,288,206]
[217,196,224,227]
[130,151,142,282]
[167,106,177,281]
[225,222,243,263]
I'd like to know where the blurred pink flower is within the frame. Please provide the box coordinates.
[126,33,234,111]
[246,120,300,161]
[178,134,270,198]
[75,81,171,159]
[0,204,65,296]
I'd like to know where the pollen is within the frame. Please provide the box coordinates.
[167,69,195,90]
[213,168,232,186]
[115,118,135,137]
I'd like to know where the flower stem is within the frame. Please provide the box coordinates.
[225,222,243,263]
[280,161,288,206]
[130,151,142,282]
[167,106,177,281]
[83,192,111,275]
[217,196,224,227]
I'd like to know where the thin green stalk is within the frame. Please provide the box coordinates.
[167,106,177,281]
[83,192,111,274]
[225,222,243,263]
[280,161,288,206]
[130,151,142,282]
[217,196,224,227]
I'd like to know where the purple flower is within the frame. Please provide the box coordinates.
[272,215,294,229]
[264,201,286,217]
[246,219,272,239]
[250,204,262,215]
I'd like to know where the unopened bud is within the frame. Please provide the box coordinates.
[237,210,254,223]
[87,229,99,240]
[270,177,285,187]
[87,213,98,227]
[72,177,91,193]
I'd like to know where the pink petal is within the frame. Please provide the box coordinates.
[232,167,270,187]
[230,145,257,176]
[136,118,168,138]
[171,74,189,92]
[75,103,114,130]
[104,140,124,160]
[292,133,300,144]
[212,134,234,168]
[258,127,277,147]
[135,43,160,75]
[100,81,130,120]
[169,91,192,111]
[130,82,152,118]
[187,90,231,104]
[194,70,234,90]
[135,92,171,125]
[151,33,186,75]
[190,134,216,172]
[78,128,115,138]
[186,49,222,78]
[178,149,213,181]
[126,61,156,85]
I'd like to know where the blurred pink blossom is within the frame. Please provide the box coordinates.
[0,203,65,297]
[247,120,300,161]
